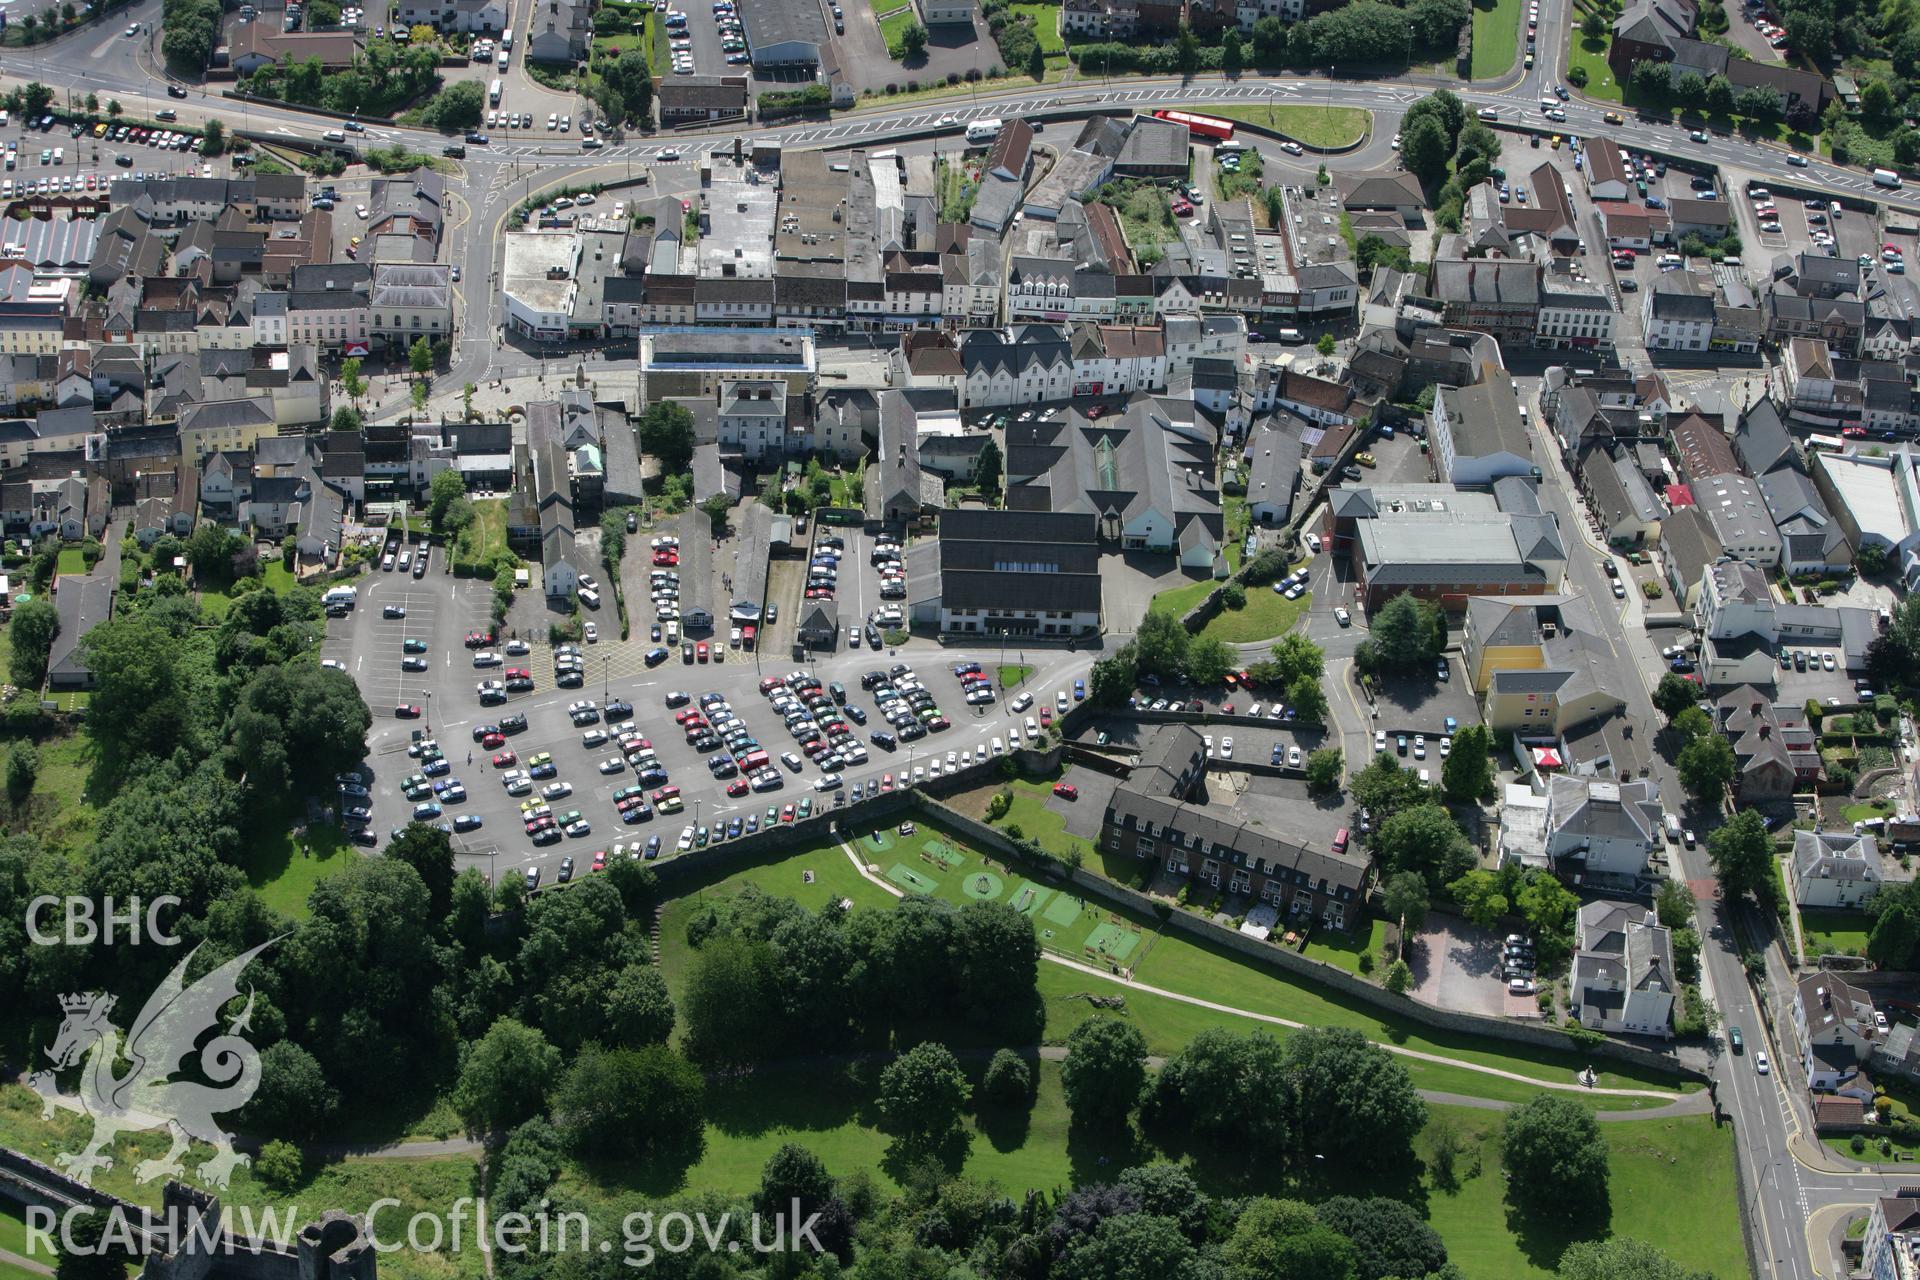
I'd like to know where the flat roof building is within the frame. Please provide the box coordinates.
[741,0,827,65]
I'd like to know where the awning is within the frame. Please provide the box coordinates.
[1532,747,1564,769]
[343,339,371,356]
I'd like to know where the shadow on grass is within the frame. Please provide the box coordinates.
[1504,1189,1611,1273]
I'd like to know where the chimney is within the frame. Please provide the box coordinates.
[1759,724,1772,739]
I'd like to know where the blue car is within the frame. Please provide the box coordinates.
[1074,679,1086,700]
[454,814,484,832]
[530,761,558,779]
[622,806,646,824]
[422,758,451,777]
[638,767,668,786]
[745,813,759,833]
[645,835,662,858]
[411,801,443,820]
[727,817,743,838]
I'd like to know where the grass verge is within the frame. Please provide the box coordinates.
[1207,103,1372,149]
[1470,0,1522,78]
[1196,585,1310,644]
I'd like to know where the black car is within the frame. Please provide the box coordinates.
[606,699,634,720]
[682,642,695,663]
[846,704,867,724]
[645,647,669,667]
[166,84,189,98]
[499,713,530,733]
[465,131,489,144]
[350,828,378,847]
[871,729,897,749]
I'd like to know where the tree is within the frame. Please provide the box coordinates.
[1350,753,1428,825]
[1449,868,1510,929]
[1400,114,1451,183]
[5,741,37,805]
[1441,722,1492,802]
[1176,23,1200,74]
[1704,73,1735,116]
[1870,905,1920,969]
[757,1142,834,1220]
[1382,870,1429,937]
[1382,957,1414,994]
[1060,1018,1147,1127]
[1502,1093,1609,1221]
[1858,542,1891,577]
[1735,84,1783,122]
[1653,672,1700,719]
[56,1207,137,1280]
[9,596,58,689]
[1222,29,1244,73]
[1656,878,1696,929]
[340,356,366,407]
[901,19,927,58]
[975,1047,1031,1105]
[1375,803,1475,890]
[1133,611,1191,680]
[1367,593,1442,671]
[1316,332,1337,356]
[1027,40,1045,77]
[1283,1026,1425,1165]
[108,100,123,118]
[1631,59,1672,97]
[1316,1196,1448,1280]
[1144,1027,1290,1148]
[1670,705,1713,743]
[428,467,468,535]
[637,400,696,471]
[1089,648,1138,706]
[453,1017,560,1134]
[605,962,676,1046]
[1305,747,1343,794]
[243,1041,338,1139]
[1556,1237,1711,1280]
[1061,1214,1203,1280]
[1183,636,1235,687]
[408,335,434,380]
[974,436,1003,499]
[1581,9,1607,36]
[254,1139,304,1191]
[1677,732,1735,807]
[877,1041,971,1152]
[1515,870,1580,970]
[421,79,485,130]
[552,1043,705,1160]
[21,83,52,121]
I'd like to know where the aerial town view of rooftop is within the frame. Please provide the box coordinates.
[6,0,1920,1273]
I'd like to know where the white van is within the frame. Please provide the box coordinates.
[51,148,62,165]
[665,620,679,645]
[578,586,601,609]
[1276,327,1303,343]
[1657,253,1682,269]
[501,26,514,47]
[965,118,1003,145]
[323,585,358,606]
[1664,812,1682,842]
[1875,168,1903,188]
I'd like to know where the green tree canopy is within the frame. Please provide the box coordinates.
[452,1017,560,1134]
[1060,1017,1148,1127]
[1502,1093,1610,1221]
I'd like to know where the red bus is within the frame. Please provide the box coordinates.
[1152,109,1235,142]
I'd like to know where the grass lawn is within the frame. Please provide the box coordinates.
[47,690,89,712]
[1843,800,1892,824]
[263,560,299,593]
[14,731,101,854]
[54,548,88,577]
[1196,584,1310,645]
[1302,916,1391,974]
[998,663,1035,689]
[1825,1130,1920,1163]
[1568,34,1623,100]
[1208,104,1371,149]
[879,7,915,54]
[1801,906,1872,957]
[658,810,1696,1101]
[1469,0,1522,78]
[1148,573,1221,620]
[236,811,359,918]
[1421,1105,1746,1278]
[455,498,509,570]
[0,1085,482,1280]
[1010,1,1065,54]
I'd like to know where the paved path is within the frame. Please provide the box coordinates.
[0,1245,54,1276]
[835,839,1685,1101]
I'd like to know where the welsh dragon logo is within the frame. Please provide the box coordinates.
[26,940,278,1190]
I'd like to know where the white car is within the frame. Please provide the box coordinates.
[1375,729,1387,752]
[582,728,609,748]
[1334,606,1351,626]
[599,757,626,774]
[542,781,573,801]
[1280,141,1303,155]
[322,658,346,672]
[1011,692,1034,712]
[1288,745,1302,768]
[584,622,599,643]
[473,651,502,667]
[658,147,682,161]
[547,113,559,129]
[1755,1051,1770,1075]
[1220,737,1234,758]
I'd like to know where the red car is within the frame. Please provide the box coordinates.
[395,704,422,718]
[1221,704,1235,715]
[591,850,608,872]
[1052,783,1080,800]
[1086,404,1107,419]
[1040,706,1053,725]
[726,778,749,797]
[464,630,495,648]
[780,804,796,823]
[491,749,517,767]
[880,773,895,792]
[482,731,506,749]
[652,552,679,567]
[697,642,709,662]
[805,587,834,599]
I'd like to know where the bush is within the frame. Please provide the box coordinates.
[1221,581,1247,609]
[982,1049,1032,1105]
[1852,1133,1868,1154]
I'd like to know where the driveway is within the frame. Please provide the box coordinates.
[1406,909,1514,1018]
